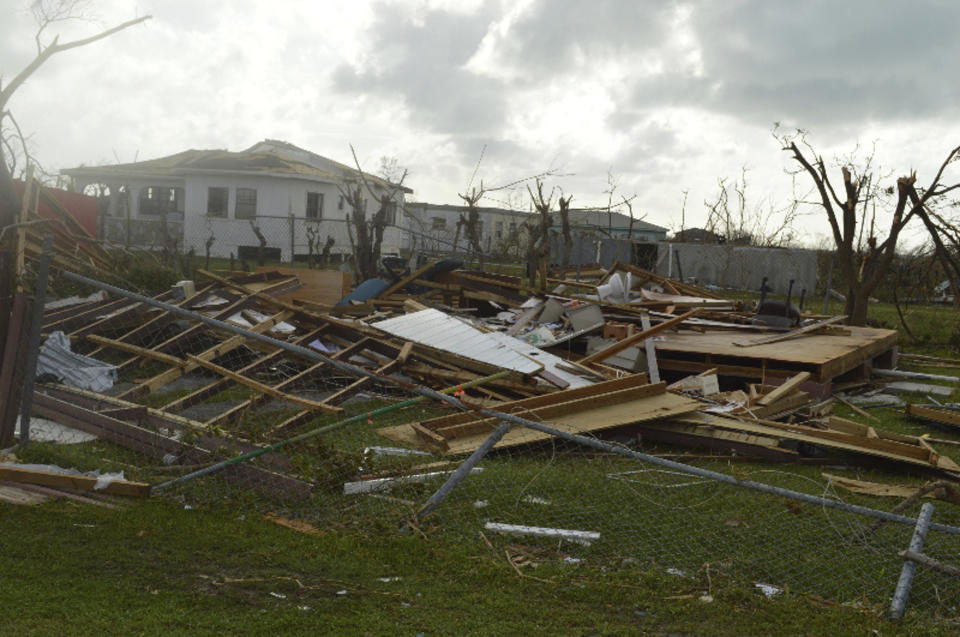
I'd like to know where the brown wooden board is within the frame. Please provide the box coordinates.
[906,404,960,431]
[255,266,351,307]
[667,412,960,472]
[0,465,150,497]
[378,376,703,455]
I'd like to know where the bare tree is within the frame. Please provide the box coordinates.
[0,2,150,235]
[557,191,573,269]
[704,167,800,246]
[524,179,560,290]
[457,187,485,268]
[782,130,960,325]
[341,146,407,281]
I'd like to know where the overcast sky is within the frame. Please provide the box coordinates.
[3,0,960,246]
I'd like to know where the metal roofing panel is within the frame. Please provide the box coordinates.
[372,309,543,375]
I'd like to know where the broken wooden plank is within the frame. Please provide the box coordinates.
[733,315,848,347]
[756,372,811,406]
[906,404,960,430]
[0,465,150,497]
[671,412,960,472]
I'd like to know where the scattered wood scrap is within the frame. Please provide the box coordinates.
[646,412,960,473]
[905,404,960,431]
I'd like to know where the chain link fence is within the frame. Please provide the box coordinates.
[98,213,407,269]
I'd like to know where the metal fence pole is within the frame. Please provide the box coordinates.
[18,234,54,448]
[288,214,295,265]
[823,253,836,314]
[414,422,512,521]
[891,502,935,619]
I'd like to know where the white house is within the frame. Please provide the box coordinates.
[404,202,668,260]
[62,140,412,262]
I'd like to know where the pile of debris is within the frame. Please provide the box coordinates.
[3,256,959,506]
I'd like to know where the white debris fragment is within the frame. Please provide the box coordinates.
[14,416,96,444]
[93,471,125,491]
[521,495,552,506]
[363,446,432,458]
[344,468,483,495]
[484,522,600,546]
[755,583,783,598]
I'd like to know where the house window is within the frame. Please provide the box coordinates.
[509,222,517,233]
[495,221,504,239]
[306,192,324,219]
[207,187,228,217]
[431,217,446,231]
[138,186,183,216]
[235,187,257,219]
[384,201,397,225]
[338,195,344,210]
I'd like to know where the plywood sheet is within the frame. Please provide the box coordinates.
[256,267,351,306]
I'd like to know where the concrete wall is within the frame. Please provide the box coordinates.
[656,243,819,296]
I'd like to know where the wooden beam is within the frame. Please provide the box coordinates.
[377,261,437,299]
[185,355,342,414]
[85,334,185,367]
[0,465,150,497]
[733,315,848,347]
[580,309,700,365]
[756,371,811,406]
[119,309,294,399]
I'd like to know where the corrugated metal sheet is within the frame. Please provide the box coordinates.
[372,309,543,375]
[37,331,117,393]
[485,332,593,388]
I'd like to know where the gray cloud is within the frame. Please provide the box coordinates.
[333,1,507,137]
[489,0,677,74]
[650,1,960,128]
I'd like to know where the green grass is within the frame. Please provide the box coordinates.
[0,497,949,636]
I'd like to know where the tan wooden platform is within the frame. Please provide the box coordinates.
[650,325,898,382]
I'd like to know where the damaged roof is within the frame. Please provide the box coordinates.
[61,139,412,192]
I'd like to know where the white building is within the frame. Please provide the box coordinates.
[404,202,668,260]
[63,140,412,262]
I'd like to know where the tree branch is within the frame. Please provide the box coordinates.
[0,15,151,110]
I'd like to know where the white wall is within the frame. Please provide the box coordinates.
[181,174,405,261]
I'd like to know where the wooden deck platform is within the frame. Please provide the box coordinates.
[650,325,898,384]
